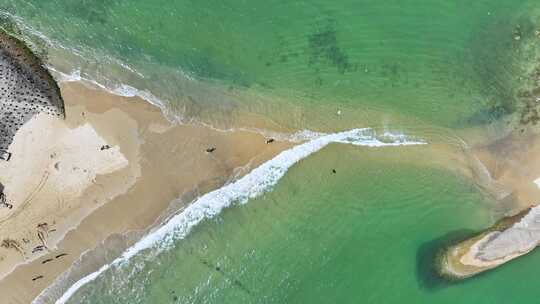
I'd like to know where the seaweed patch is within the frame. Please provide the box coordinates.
[64,0,115,25]
[307,19,355,75]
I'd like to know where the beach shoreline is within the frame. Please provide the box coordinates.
[0,80,293,304]
[0,80,538,302]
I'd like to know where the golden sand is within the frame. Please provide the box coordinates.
[1,80,540,300]
[0,81,293,303]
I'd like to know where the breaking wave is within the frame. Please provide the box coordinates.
[35,128,425,304]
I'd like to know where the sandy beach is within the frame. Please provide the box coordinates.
[0,81,293,303]
[0,81,538,302]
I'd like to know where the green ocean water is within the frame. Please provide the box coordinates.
[3,0,540,130]
[2,1,540,303]
[67,146,494,304]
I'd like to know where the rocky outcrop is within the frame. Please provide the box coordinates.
[0,29,64,156]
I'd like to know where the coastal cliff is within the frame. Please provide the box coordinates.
[0,29,64,153]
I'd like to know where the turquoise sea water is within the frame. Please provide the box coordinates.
[63,146,493,304]
[3,1,540,303]
[3,0,540,130]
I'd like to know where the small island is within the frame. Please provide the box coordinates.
[438,206,540,279]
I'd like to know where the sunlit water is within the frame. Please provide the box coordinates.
[2,0,540,303]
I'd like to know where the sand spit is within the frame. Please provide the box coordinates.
[0,81,292,303]
[471,132,540,212]
[438,206,540,279]
[438,130,540,279]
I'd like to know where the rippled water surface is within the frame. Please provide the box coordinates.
[3,1,540,303]
[67,146,495,304]
[4,0,539,129]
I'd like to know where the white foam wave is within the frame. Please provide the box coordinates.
[47,65,182,123]
[0,10,172,119]
[42,128,424,304]
[50,67,354,144]
[2,11,372,144]
[0,10,147,79]
[48,67,171,115]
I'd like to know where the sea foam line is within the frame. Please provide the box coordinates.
[0,10,147,80]
[1,11,367,144]
[0,11,176,119]
[40,128,424,304]
[48,67,171,116]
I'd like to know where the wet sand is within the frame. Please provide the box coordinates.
[0,81,293,303]
[438,129,540,279]
[0,79,538,301]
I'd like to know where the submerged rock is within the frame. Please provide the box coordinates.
[0,29,64,154]
[438,206,540,280]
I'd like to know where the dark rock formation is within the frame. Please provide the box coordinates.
[0,29,64,154]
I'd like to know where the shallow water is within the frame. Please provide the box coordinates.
[65,145,495,304]
[3,0,540,130]
[2,1,540,303]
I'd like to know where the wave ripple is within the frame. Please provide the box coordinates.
[36,128,425,304]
